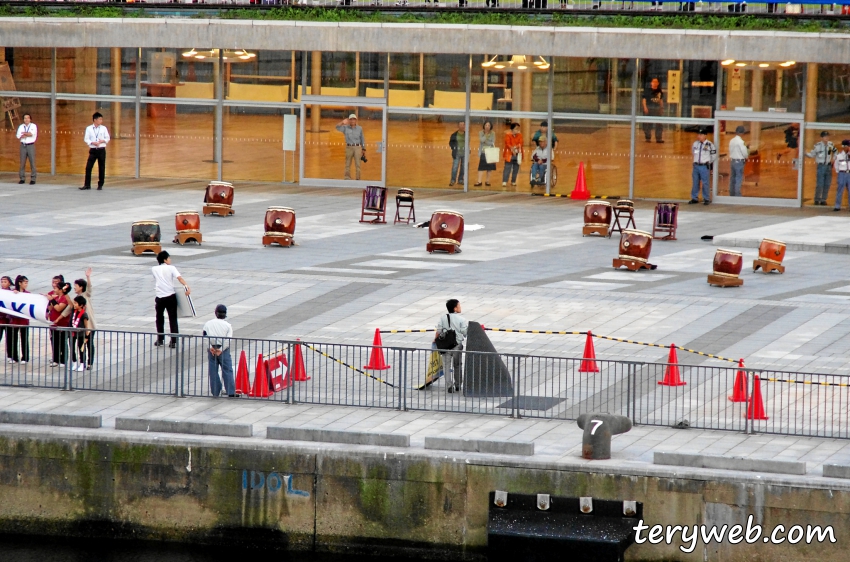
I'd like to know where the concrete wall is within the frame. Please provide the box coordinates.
[0,430,847,561]
[1,18,849,64]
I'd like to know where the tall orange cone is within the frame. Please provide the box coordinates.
[658,344,686,386]
[578,331,600,373]
[292,339,310,381]
[728,359,748,402]
[363,328,391,370]
[746,375,769,420]
[249,353,273,398]
[235,350,250,395]
[570,162,591,200]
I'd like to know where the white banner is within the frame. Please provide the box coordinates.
[0,289,50,324]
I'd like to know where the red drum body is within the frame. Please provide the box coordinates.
[175,211,200,233]
[758,238,786,265]
[263,207,296,247]
[203,182,235,216]
[713,249,744,278]
[618,230,653,263]
[584,202,612,227]
[131,220,162,255]
[427,210,464,254]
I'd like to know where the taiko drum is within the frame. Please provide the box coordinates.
[758,238,786,265]
[264,207,296,236]
[397,188,415,201]
[175,211,200,233]
[619,229,653,263]
[713,249,744,278]
[205,182,234,206]
[584,201,612,227]
[131,221,161,244]
[615,199,635,210]
[428,210,464,252]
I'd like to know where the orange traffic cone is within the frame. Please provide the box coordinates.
[292,339,310,381]
[570,162,591,200]
[728,359,748,402]
[235,350,250,395]
[249,353,273,398]
[746,375,769,420]
[363,328,391,370]
[658,344,686,386]
[578,331,600,373]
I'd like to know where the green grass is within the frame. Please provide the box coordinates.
[0,4,844,32]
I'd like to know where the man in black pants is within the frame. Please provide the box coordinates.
[151,251,191,349]
[80,112,110,191]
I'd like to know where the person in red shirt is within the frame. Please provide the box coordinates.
[70,296,93,373]
[0,275,11,352]
[6,275,30,364]
[48,280,72,367]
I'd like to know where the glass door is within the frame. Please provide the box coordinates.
[299,94,386,188]
[714,111,804,207]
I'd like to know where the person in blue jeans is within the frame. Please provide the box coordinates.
[689,128,717,205]
[449,122,465,187]
[203,304,235,397]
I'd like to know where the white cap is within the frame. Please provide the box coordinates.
[348,114,357,119]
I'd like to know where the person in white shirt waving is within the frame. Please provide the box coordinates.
[80,112,110,191]
[203,304,235,397]
[16,113,37,185]
[151,251,191,349]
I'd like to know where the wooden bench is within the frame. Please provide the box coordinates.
[365,87,425,108]
[175,82,214,100]
[430,90,493,111]
[227,83,290,103]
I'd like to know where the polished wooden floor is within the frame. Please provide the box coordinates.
[0,108,814,202]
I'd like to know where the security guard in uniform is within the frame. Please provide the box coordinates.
[689,127,717,205]
[806,131,836,206]
[833,140,850,212]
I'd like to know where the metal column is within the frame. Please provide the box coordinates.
[216,50,224,181]
[50,48,56,176]
[135,47,141,179]
[628,60,638,200]
[464,55,471,194]
[546,61,554,196]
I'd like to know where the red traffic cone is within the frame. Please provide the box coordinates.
[249,353,273,398]
[293,339,310,381]
[235,350,250,396]
[658,344,686,386]
[363,328,391,370]
[578,331,600,373]
[728,359,748,402]
[746,375,769,420]
[570,162,591,200]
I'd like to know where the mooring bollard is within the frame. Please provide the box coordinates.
[577,413,632,460]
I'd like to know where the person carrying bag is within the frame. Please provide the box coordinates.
[434,299,468,394]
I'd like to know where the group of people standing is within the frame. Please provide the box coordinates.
[1,269,95,372]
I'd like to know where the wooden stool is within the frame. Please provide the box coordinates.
[652,202,679,241]
[394,188,415,224]
[360,186,388,224]
[611,199,636,235]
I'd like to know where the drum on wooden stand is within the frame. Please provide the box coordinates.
[427,210,464,254]
[203,181,235,217]
[173,211,202,245]
[753,238,786,273]
[708,249,744,287]
[263,207,296,247]
[131,220,162,256]
[582,201,612,237]
[612,229,656,271]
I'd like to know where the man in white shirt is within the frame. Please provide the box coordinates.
[203,304,235,397]
[151,251,191,348]
[728,126,748,197]
[435,298,469,394]
[16,113,37,185]
[81,112,110,191]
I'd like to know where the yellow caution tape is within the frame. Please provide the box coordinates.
[765,377,848,388]
[302,343,395,387]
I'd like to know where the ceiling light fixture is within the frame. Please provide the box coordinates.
[721,59,735,66]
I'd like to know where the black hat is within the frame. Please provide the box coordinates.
[697,127,708,135]
[821,131,830,137]
[735,126,745,134]
[843,140,850,147]
[215,304,227,318]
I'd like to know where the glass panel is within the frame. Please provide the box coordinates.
[140,102,215,180]
[641,59,718,120]
[227,50,297,103]
[386,112,466,190]
[224,107,299,183]
[721,61,802,113]
[303,105,382,183]
[634,125,715,201]
[142,48,217,102]
[54,48,137,97]
[814,63,850,123]
[718,121,799,200]
[0,97,51,177]
[56,98,135,179]
[1,47,52,93]
[553,57,635,116]
[552,118,630,199]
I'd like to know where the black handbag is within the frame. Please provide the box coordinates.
[435,313,458,350]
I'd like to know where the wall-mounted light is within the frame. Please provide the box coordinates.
[721,59,736,66]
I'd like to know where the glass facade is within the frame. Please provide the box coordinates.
[2,47,848,207]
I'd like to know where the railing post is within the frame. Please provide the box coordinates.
[62,329,71,391]
[287,341,294,405]
[511,355,520,419]
[626,362,633,420]
[745,368,753,435]
[401,349,408,412]
[175,335,184,398]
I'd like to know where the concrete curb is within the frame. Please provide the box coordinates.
[823,464,850,479]
[115,417,252,438]
[267,426,409,447]
[424,436,534,456]
[0,410,102,429]
[654,451,807,476]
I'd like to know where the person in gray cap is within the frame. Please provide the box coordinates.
[335,113,366,180]
[728,125,748,197]
[833,140,850,211]
[203,304,235,397]
[689,127,716,205]
[806,131,837,205]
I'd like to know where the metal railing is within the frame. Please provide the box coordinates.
[1,324,849,439]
